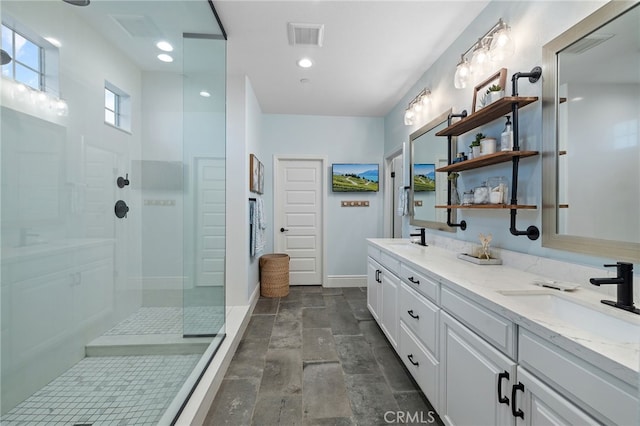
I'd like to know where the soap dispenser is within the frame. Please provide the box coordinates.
[500,116,513,151]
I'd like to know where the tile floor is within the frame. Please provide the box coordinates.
[204,286,443,425]
[1,354,201,425]
[2,306,223,425]
[105,306,225,336]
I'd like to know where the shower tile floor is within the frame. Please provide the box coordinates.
[2,306,224,425]
[0,354,201,425]
[104,306,225,336]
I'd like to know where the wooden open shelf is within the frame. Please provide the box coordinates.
[436,151,538,173]
[436,97,538,137]
[436,204,537,210]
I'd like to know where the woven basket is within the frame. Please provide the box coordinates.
[259,253,290,298]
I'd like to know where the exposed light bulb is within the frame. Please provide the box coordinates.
[421,91,431,106]
[404,109,415,126]
[489,22,515,62]
[471,41,490,77]
[454,56,471,89]
[413,100,422,113]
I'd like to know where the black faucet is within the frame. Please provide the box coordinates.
[410,228,427,246]
[589,262,639,315]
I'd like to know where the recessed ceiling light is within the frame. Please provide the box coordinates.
[157,53,173,63]
[199,90,211,97]
[45,37,62,47]
[156,41,173,52]
[297,58,313,68]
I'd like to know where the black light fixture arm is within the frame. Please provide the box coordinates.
[446,110,468,231]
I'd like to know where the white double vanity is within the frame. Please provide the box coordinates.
[367,238,639,426]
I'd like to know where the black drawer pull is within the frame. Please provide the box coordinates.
[407,354,419,366]
[408,276,420,285]
[511,382,524,419]
[497,371,509,405]
[407,310,419,319]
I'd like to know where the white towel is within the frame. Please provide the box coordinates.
[397,186,411,216]
[249,200,256,257]
[254,197,266,255]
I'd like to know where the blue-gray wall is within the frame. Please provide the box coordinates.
[261,114,385,276]
[385,1,616,269]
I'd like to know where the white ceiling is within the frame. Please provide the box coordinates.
[68,0,491,118]
[215,1,491,117]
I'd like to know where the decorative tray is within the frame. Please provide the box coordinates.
[457,253,503,265]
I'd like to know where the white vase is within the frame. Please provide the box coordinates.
[472,146,481,158]
[480,138,497,155]
[487,90,503,104]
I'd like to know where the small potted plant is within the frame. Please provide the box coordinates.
[470,133,484,158]
[486,84,503,104]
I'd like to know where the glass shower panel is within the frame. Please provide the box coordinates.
[1,1,226,423]
[182,34,226,337]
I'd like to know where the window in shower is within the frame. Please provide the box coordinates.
[1,23,43,90]
[104,80,131,132]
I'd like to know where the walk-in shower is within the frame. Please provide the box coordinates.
[1,1,226,424]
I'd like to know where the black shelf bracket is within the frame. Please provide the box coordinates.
[446,110,468,231]
[508,67,542,240]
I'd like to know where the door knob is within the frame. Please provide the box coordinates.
[115,200,129,218]
[280,227,289,232]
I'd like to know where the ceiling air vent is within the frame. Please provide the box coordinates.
[287,23,324,47]
[111,15,163,38]
[562,33,614,54]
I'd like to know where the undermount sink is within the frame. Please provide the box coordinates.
[497,290,640,343]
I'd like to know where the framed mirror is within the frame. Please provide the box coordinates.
[409,108,457,232]
[542,1,639,262]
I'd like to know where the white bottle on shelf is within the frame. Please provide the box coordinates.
[500,116,514,151]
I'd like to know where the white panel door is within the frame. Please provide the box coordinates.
[275,158,324,285]
[195,157,226,286]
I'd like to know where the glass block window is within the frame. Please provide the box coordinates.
[1,23,43,91]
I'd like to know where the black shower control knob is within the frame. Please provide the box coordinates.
[115,200,129,218]
[117,174,130,188]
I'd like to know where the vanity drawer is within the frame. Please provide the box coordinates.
[440,286,515,358]
[519,329,639,426]
[400,322,439,410]
[400,283,438,355]
[380,251,401,276]
[367,245,381,263]
[400,263,438,303]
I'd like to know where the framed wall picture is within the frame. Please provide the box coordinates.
[472,68,507,112]
[413,163,435,192]
[250,154,260,193]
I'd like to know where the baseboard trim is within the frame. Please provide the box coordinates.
[325,275,367,288]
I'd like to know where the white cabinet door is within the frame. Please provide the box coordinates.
[440,311,516,426]
[367,258,382,321]
[380,266,399,349]
[513,367,599,426]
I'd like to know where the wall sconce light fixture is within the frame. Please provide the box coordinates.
[403,88,431,126]
[454,18,514,89]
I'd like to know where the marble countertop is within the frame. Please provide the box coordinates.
[368,238,640,386]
